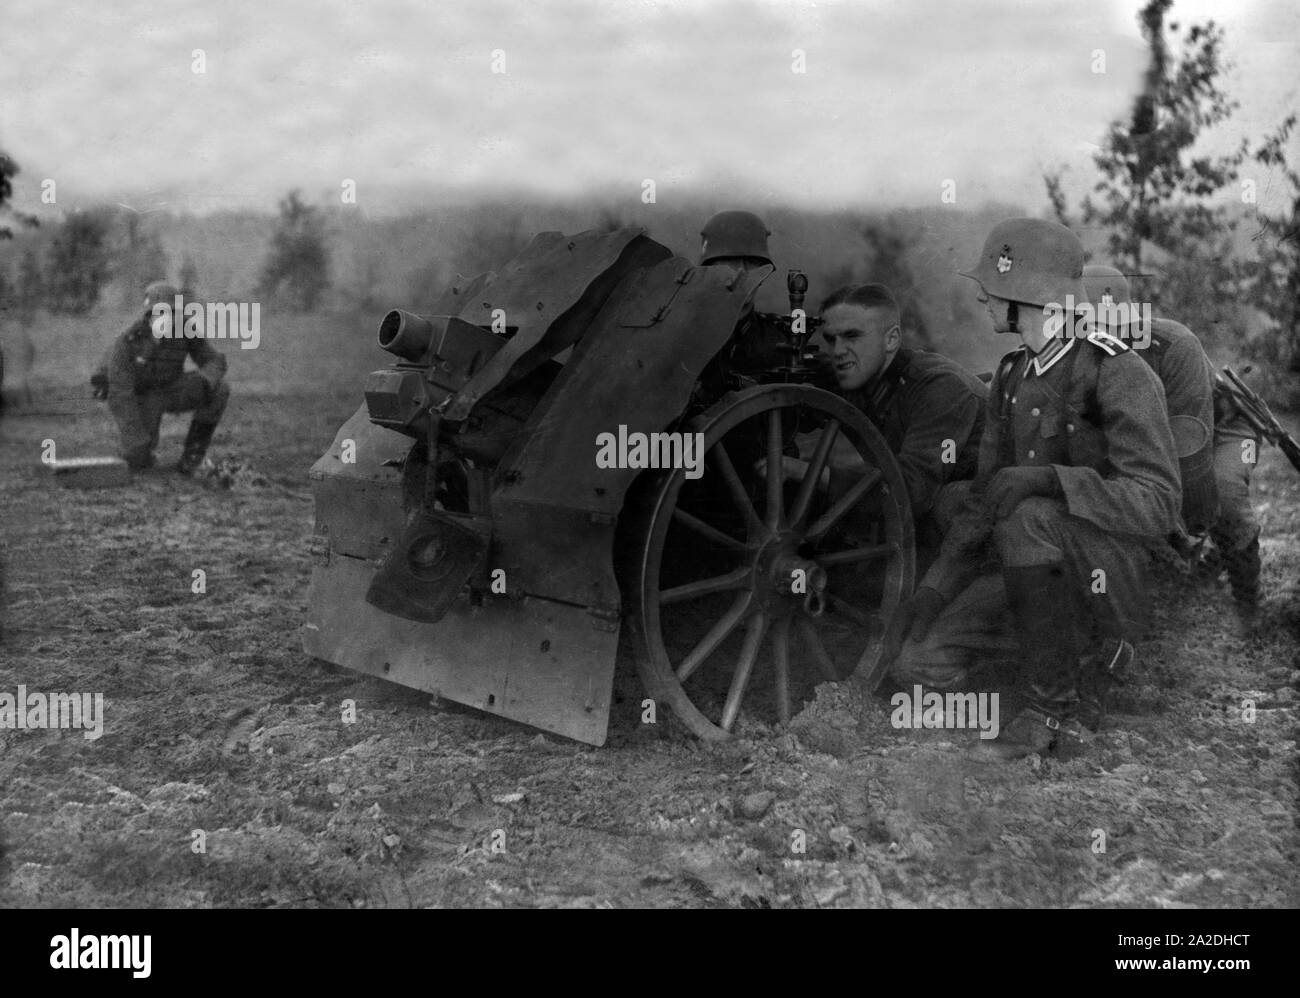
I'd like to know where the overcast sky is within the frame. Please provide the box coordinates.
[2,0,1297,216]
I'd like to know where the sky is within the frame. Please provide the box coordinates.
[2,0,1297,217]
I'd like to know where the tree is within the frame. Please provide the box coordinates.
[1041,1,1250,350]
[115,211,169,306]
[0,146,38,239]
[15,248,42,322]
[179,254,200,296]
[1245,114,1300,370]
[1081,1,1246,275]
[44,209,114,314]
[256,190,330,310]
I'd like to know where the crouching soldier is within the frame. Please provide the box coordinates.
[92,281,230,474]
[1082,265,1220,538]
[884,219,1182,760]
[818,283,987,543]
[1083,266,1261,620]
[759,283,987,571]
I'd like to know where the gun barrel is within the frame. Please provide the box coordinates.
[378,309,435,363]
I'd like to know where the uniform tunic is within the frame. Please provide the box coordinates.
[99,315,229,467]
[891,331,1182,688]
[1136,318,1219,532]
[840,347,987,526]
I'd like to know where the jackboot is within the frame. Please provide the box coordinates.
[1001,562,1081,687]
[177,418,219,475]
[970,683,1078,761]
[968,563,1079,762]
[1074,636,1134,732]
[1222,532,1262,619]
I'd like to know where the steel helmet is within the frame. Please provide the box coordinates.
[960,218,1086,309]
[700,210,772,266]
[1082,264,1132,309]
[143,281,179,308]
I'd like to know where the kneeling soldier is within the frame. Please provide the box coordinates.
[1083,265,1261,620]
[1082,265,1219,539]
[885,219,1182,760]
[759,283,986,585]
[92,281,230,474]
[817,283,987,543]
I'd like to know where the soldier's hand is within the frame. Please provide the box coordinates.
[881,586,946,664]
[91,373,109,399]
[986,466,1061,520]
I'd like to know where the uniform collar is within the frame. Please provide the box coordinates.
[1027,335,1075,377]
[864,347,910,393]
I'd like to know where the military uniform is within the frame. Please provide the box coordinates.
[1209,387,1262,608]
[882,218,1184,760]
[892,330,1182,687]
[1137,319,1220,534]
[95,305,229,472]
[1083,267,1219,536]
[838,346,987,541]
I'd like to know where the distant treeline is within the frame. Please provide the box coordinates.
[0,194,1288,377]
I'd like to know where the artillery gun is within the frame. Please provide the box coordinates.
[305,227,914,744]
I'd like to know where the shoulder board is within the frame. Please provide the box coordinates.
[1086,330,1130,357]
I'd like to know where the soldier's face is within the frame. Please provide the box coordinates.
[820,304,898,391]
[977,289,1016,334]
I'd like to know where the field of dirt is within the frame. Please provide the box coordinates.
[1,307,1297,908]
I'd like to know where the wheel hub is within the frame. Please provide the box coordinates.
[754,533,827,616]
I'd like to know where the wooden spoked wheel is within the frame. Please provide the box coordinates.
[629,384,914,740]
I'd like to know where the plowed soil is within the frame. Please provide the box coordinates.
[1,308,1297,908]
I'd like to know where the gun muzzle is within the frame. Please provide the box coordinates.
[378,309,435,362]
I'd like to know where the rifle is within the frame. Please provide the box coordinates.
[1215,366,1300,475]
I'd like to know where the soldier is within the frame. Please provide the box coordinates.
[697,210,781,381]
[1208,381,1264,618]
[1083,266,1261,619]
[91,281,229,474]
[1082,265,1219,539]
[769,283,987,547]
[884,219,1182,760]
[699,210,773,271]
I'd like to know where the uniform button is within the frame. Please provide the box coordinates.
[1066,423,1075,433]
[1011,396,1017,404]
[1027,449,1036,459]
[1031,407,1041,417]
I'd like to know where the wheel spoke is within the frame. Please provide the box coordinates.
[659,566,752,606]
[672,508,749,553]
[710,441,764,537]
[795,617,842,681]
[765,408,784,530]
[772,617,791,725]
[721,613,769,732]
[789,419,840,526]
[824,591,878,631]
[805,468,882,543]
[675,592,753,682]
[816,542,897,567]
